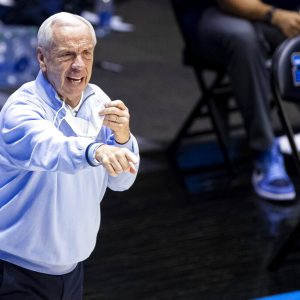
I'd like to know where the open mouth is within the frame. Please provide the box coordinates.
[67,77,84,84]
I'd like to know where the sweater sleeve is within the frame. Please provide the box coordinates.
[0,99,92,174]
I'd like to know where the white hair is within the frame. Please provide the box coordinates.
[37,12,97,49]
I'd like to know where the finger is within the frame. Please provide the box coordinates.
[115,153,129,168]
[128,161,137,174]
[125,150,139,164]
[103,117,129,133]
[100,153,117,176]
[99,108,124,118]
[102,119,124,131]
[111,162,124,174]
[100,107,129,118]
[105,100,126,110]
[103,162,118,177]
[104,156,124,175]
[107,115,128,124]
[103,114,118,123]
[120,161,136,174]
[103,158,125,176]
[105,159,132,176]
[290,29,300,37]
[111,114,120,123]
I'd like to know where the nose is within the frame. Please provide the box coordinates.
[72,55,85,70]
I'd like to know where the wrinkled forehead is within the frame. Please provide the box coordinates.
[50,21,94,49]
[52,19,90,36]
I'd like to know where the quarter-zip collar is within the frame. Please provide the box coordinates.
[35,71,96,112]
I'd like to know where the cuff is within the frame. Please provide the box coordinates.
[114,134,133,150]
[85,142,103,167]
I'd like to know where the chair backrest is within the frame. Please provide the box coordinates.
[272,35,300,103]
[170,0,211,46]
[170,0,224,70]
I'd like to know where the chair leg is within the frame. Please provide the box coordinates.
[166,97,206,156]
[195,69,236,175]
[268,92,300,271]
[167,69,236,175]
[206,96,235,175]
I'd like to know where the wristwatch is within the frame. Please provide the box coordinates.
[263,6,276,24]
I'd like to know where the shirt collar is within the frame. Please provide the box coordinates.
[66,94,84,116]
[35,71,95,111]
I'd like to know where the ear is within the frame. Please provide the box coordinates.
[37,47,47,72]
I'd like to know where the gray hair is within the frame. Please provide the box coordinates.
[37,12,97,49]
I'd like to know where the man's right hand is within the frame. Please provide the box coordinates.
[272,9,300,38]
[95,144,138,176]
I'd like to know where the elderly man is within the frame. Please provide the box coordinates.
[0,12,139,299]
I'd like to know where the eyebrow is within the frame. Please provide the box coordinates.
[59,45,94,52]
[55,46,93,55]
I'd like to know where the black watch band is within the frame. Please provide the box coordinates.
[263,6,276,24]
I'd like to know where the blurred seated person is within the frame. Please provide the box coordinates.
[181,0,300,201]
[0,0,63,25]
[0,0,94,25]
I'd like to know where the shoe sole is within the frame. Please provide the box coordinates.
[253,184,296,201]
[252,173,296,201]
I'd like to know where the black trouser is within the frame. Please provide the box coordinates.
[189,7,286,152]
[0,259,84,300]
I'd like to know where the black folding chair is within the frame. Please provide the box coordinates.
[268,35,300,271]
[168,0,244,175]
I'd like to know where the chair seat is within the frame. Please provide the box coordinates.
[183,47,227,72]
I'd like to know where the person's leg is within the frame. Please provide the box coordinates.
[193,7,273,152]
[0,259,84,300]
[0,259,63,299]
[254,22,286,55]
[188,7,295,200]
[62,262,84,300]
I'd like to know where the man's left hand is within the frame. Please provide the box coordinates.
[99,100,131,144]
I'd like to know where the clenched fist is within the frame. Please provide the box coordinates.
[95,144,138,176]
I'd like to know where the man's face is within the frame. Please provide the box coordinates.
[38,21,95,106]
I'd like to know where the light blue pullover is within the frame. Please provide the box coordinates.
[0,71,139,275]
